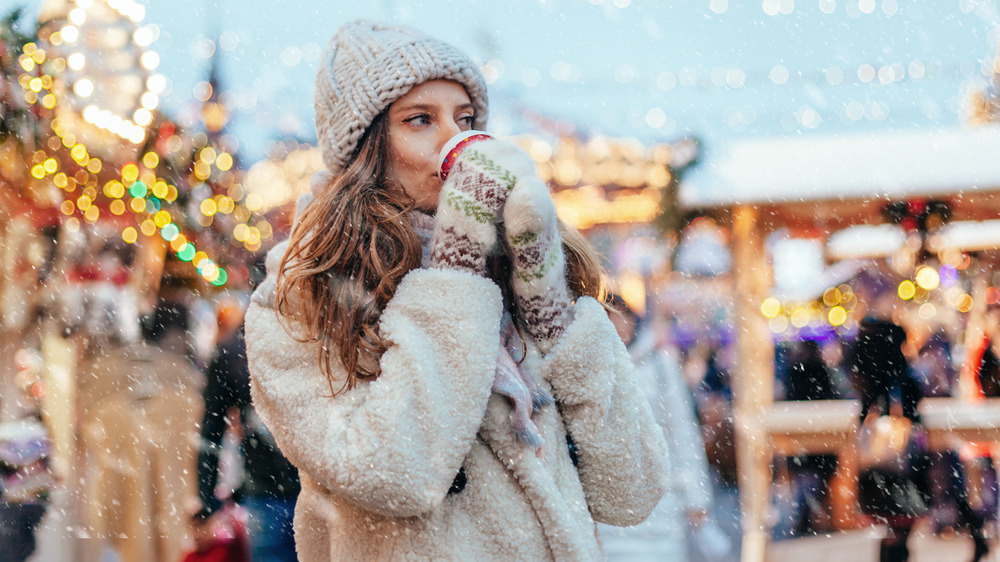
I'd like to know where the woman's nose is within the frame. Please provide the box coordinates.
[439,120,462,149]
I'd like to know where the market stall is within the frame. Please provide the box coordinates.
[678,123,1000,562]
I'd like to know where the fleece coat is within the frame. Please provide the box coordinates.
[245,261,669,561]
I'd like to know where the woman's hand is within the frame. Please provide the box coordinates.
[502,170,572,353]
[430,140,536,275]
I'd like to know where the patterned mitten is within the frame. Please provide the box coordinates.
[503,174,573,354]
[430,140,536,275]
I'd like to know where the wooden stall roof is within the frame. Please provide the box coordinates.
[678,124,1000,230]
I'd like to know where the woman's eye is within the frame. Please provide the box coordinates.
[458,115,475,128]
[404,114,432,126]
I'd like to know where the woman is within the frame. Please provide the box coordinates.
[245,20,668,561]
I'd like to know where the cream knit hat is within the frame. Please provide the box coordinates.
[315,20,489,173]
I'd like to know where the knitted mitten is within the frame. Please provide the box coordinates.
[503,174,573,354]
[430,140,536,275]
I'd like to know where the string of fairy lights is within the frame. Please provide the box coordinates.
[15,0,274,288]
[759,253,987,338]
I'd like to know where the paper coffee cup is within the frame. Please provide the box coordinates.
[438,130,492,181]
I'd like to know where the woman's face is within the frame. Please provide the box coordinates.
[386,79,476,212]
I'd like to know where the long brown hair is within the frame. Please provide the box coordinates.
[276,112,608,395]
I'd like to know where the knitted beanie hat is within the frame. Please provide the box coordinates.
[315,20,490,173]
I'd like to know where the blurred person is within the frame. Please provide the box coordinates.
[77,297,204,562]
[850,288,929,562]
[0,353,52,562]
[597,295,727,562]
[243,20,668,561]
[781,339,840,536]
[953,304,1000,562]
[911,329,956,398]
[195,295,300,562]
[690,342,738,487]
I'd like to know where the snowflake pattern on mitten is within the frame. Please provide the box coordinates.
[430,141,533,275]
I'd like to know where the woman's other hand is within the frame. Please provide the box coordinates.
[502,168,572,353]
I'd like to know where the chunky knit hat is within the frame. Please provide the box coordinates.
[315,20,489,173]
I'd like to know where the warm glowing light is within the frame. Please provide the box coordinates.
[140,51,160,70]
[143,152,159,169]
[122,227,138,244]
[141,91,159,109]
[987,287,1000,305]
[915,266,940,291]
[245,193,263,212]
[822,287,841,307]
[170,235,187,251]
[200,147,217,164]
[133,108,152,126]
[73,78,94,98]
[216,152,233,171]
[790,308,810,328]
[769,315,789,334]
[194,162,212,180]
[152,182,168,199]
[200,199,217,216]
[200,262,218,279]
[68,7,87,25]
[957,294,974,313]
[122,164,139,183]
[898,280,916,300]
[110,200,125,215]
[828,306,847,326]
[105,181,125,198]
[130,198,146,213]
[140,220,156,236]
[153,210,171,227]
[61,25,79,43]
[233,223,250,242]
[761,297,781,318]
[67,52,86,71]
[217,196,235,214]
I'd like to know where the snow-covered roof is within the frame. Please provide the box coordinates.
[679,125,1000,208]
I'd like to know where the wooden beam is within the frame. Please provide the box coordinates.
[731,204,775,562]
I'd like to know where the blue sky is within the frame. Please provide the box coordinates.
[4,0,999,164]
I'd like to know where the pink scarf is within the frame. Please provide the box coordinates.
[411,212,552,453]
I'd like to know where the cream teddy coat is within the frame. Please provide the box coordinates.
[246,259,669,561]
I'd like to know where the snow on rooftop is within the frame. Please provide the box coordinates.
[679,124,1000,208]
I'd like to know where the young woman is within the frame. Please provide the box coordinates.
[245,20,668,561]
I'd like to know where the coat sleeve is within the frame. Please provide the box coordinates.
[539,297,670,526]
[245,267,503,518]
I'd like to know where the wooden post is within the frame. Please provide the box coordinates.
[731,205,775,562]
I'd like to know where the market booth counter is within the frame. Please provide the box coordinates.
[678,124,1000,562]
